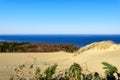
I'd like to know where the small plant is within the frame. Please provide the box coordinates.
[9,62,120,80]
[35,67,41,75]
[64,70,69,80]
[102,62,118,75]
[34,67,42,80]
[13,64,26,80]
[102,62,118,80]
[19,64,25,70]
[68,63,82,80]
[43,64,58,80]
[85,73,93,80]
[29,64,34,69]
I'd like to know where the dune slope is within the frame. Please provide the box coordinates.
[62,41,120,74]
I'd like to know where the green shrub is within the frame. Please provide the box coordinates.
[68,63,82,80]
[43,64,58,80]
[9,62,120,80]
[102,62,118,75]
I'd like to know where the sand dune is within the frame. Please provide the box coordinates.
[61,41,120,75]
[77,41,120,54]
[0,52,74,80]
[0,41,120,79]
[62,50,120,74]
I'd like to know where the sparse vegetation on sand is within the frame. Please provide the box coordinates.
[9,62,120,80]
[0,42,79,53]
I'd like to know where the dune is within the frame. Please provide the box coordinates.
[0,41,120,79]
[77,41,120,54]
[62,50,120,74]
[62,41,120,74]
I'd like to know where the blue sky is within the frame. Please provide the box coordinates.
[0,0,120,34]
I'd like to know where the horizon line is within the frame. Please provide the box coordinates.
[0,34,120,35]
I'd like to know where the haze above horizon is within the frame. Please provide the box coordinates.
[0,0,120,34]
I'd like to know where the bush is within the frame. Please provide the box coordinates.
[9,62,120,80]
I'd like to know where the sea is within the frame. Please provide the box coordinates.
[0,34,120,47]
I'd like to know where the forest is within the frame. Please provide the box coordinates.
[0,42,79,53]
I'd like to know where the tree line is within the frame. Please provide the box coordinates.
[0,42,79,53]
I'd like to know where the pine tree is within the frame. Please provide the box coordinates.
[102,62,118,75]
[43,64,58,80]
[102,62,117,80]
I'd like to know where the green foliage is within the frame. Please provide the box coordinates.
[9,62,120,80]
[86,74,93,80]
[92,77,101,80]
[35,67,41,75]
[34,67,42,80]
[102,62,118,75]
[19,64,25,70]
[43,64,58,80]
[64,71,69,80]
[68,63,82,80]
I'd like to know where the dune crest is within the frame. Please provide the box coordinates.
[77,41,120,54]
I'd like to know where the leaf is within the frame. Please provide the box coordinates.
[102,62,118,75]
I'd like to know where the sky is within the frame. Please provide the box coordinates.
[0,0,120,34]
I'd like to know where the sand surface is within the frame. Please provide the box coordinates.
[62,50,120,75]
[0,50,120,79]
[0,51,74,80]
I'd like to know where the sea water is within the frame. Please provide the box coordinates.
[0,34,120,47]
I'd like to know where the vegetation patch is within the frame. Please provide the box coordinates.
[0,42,79,53]
[8,62,120,80]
